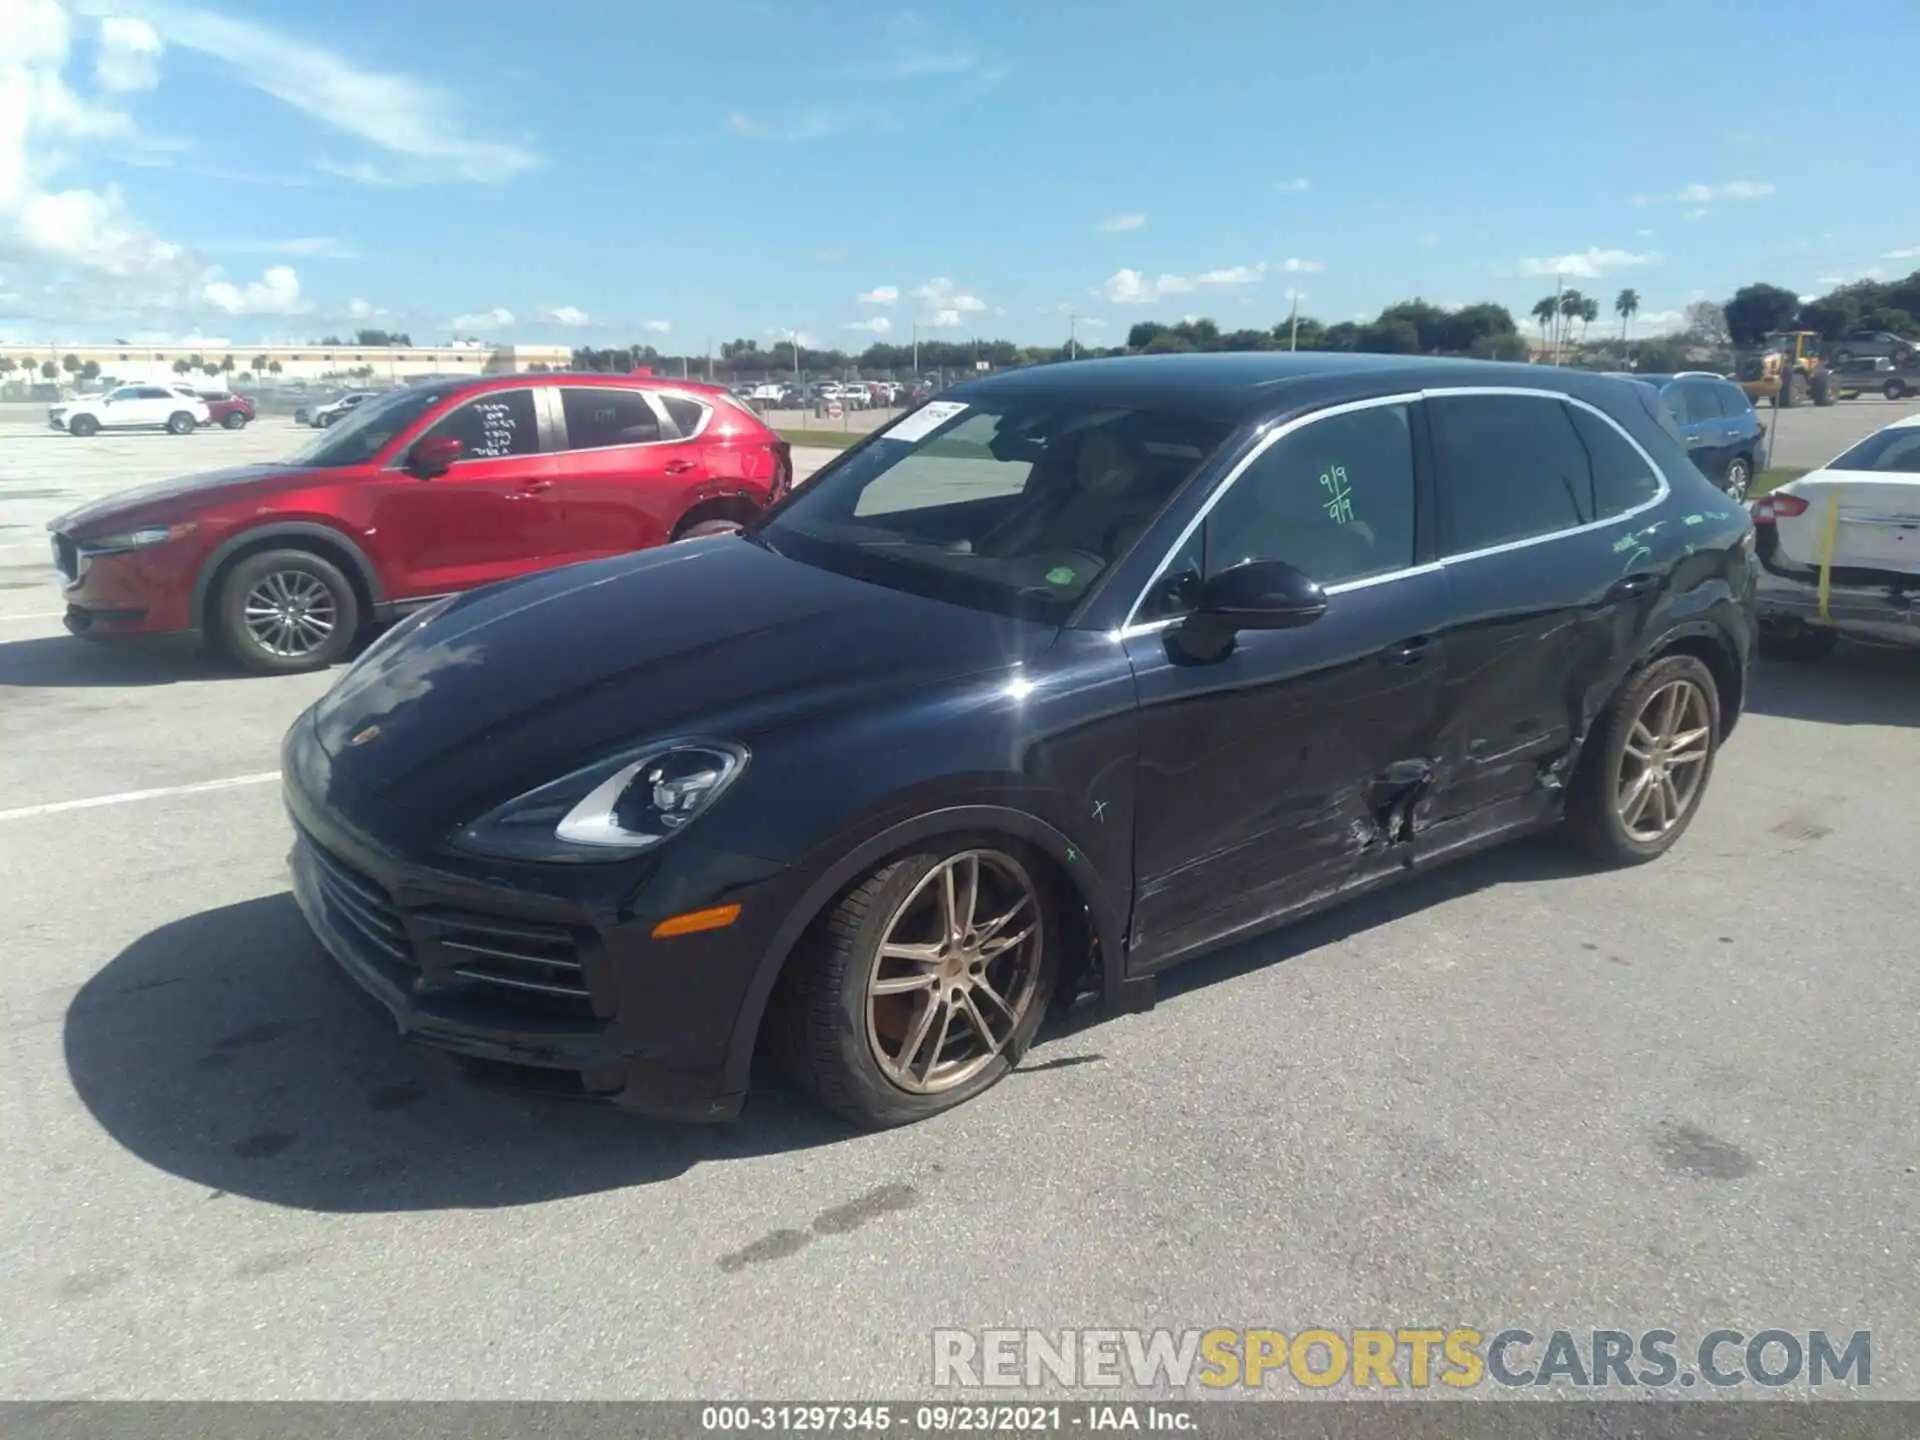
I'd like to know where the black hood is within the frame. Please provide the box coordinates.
[305,537,1056,833]
[52,464,319,535]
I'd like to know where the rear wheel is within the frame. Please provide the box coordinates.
[222,411,249,430]
[1760,625,1840,664]
[166,411,195,435]
[1780,372,1803,408]
[773,844,1059,1128]
[1887,379,1908,401]
[1566,654,1720,866]
[68,415,98,437]
[1812,369,1835,407]
[213,548,360,675]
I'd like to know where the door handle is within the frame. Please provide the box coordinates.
[1377,635,1433,667]
[513,479,554,495]
[1608,573,1660,600]
[663,460,696,475]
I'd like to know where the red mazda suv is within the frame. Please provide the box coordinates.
[48,372,792,674]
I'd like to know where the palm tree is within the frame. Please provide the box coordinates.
[1558,289,1586,354]
[220,354,236,376]
[171,358,192,376]
[1531,296,1558,351]
[1579,296,1600,345]
[1615,288,1640,344]
[252,354,269,375]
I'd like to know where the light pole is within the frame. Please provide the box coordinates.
[912,321,920,376]
[1288,291,1300,351]
[1552,272,1565,366]
[1069,312,1078,360]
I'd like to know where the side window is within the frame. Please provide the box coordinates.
[1683,379,1726,420]
[420,389,540,460]
[1567,404,1662,518]
[1716,382,1754,419]
[559,388,662,449]
[1430,393,1593,555]
[661,396,708,438]
[1660,384,1693,426]
[1139,403,1416,623]
[109,387,140,401]
[138,387,172,400]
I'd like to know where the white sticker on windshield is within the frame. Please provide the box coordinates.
[881,401,969,444]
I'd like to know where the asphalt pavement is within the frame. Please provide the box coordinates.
[1,414,1917,1400]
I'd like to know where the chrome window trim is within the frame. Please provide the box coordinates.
[1420,386,1671,566]
[1114,384,1671,640]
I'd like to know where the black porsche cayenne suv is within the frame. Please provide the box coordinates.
[282,353,1757,1128]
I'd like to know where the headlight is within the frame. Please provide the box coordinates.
[452,740,748,864]
[78,523,197,554]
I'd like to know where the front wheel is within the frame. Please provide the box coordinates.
[222,412,250,430]
[166,411,196,435]
[213,548,360,675]
[1566,654,1720,866]
[773,845,1059,1128]
[1887,380,1908,401]
[68,415,99,437]
[1722,455,1752,502]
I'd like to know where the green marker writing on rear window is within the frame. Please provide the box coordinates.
[1045,566,1076,586]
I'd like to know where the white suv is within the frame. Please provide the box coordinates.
[50,385,211,437]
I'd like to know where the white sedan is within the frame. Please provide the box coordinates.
[1751,412,1920,657]
[48,385,211,437]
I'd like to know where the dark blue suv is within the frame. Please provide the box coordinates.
[1615,372,1766,500]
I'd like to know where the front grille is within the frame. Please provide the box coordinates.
[412,910,595,1011]
[298,829,599,1021]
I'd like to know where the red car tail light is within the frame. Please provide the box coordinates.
[1750,492,1809,523]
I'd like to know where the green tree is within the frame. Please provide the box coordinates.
[1468,332,1530,362]
[172,358,192,376]
[1438,303,1517,354]
[1722,283,1800,348]
[1356,318,1420,354]
[1557,289,1586,353]
[220,355,235,375]
[40,361,57,379]
[1615,288,1640,343]
[60,353,81,377]
[0,356,16,379]
[252,354,270,374]
[1863,306,1920,338]
[1376,299,1450,352]
[267,360,282,376]
[1126,321,1170,351]
[81,359,101,381]
[1579,296,1600,344]
[1217,328,1274,352]
[1796,295,1858,340]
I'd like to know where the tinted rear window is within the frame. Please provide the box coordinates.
[1830,427,1920,474]
[1430,393,1593,554]
[560,388,662,448]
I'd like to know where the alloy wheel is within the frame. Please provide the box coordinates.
[242,569,338,659]
[1615,678,1712,841]
[864,849,1044,1095]
[1724,459,1750,501]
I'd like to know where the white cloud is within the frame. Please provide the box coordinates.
[1077,316,1106,329]
[1629,309,1684,334]
[1518,247,1661,279]
[857,285,899,305]
[764,327,819,348]
[914,277,986,316]
[95,14,162,91]
[643,319,671,334]
[1098,262,1267,305]
[346,296,384,320]
[1276,177,1310,193]
[1882,245,1920,260]
[201,263,305,315]
[843,316,892,334]
[1097,212,1147,233]
[1281,257,1323,272]
[1677,180,1774,203]
[94,0,539,183]
[450,306,515,330]
[542,305,590,326]
[923,309,964,328]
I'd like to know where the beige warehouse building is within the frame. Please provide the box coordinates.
[0,341,574,391]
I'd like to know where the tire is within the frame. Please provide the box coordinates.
[212,547,360,676]
[67,415,98,437]
[222,412,249,430]
[318,412,337,428]
[1565,653,1721,866]
[1759,625,1840,664]
[1887,380,1908,401]
[1779,372,1802,408]
[1722,455,1753,502]
[674,518,745,542]
[1812,370,1835,407]
[166,411,195,435]
[772,844,1061,1128]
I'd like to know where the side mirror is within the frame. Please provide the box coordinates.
[406,435,464,479]
[1189,559,1328,634]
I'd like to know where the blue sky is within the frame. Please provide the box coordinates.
[4,0,1918,349]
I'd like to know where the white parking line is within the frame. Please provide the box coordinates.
[0,772,279,823]
[0,611,65,623]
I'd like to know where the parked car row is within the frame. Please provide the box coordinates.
[1608,371,1765,500]
[265,353,1756,1128]
[727,380,935,411]
[47,384,255,436]
[294,390,384,427]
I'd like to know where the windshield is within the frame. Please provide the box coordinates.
[756,398,1233,621]
[281,386,457,467]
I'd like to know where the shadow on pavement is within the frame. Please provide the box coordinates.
[64,893,853,1213]
[0,634,239,689]
[1745,648,1920,728]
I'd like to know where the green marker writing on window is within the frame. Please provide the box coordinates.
[1045,565,1076,586]
[1320,465,1355,524]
